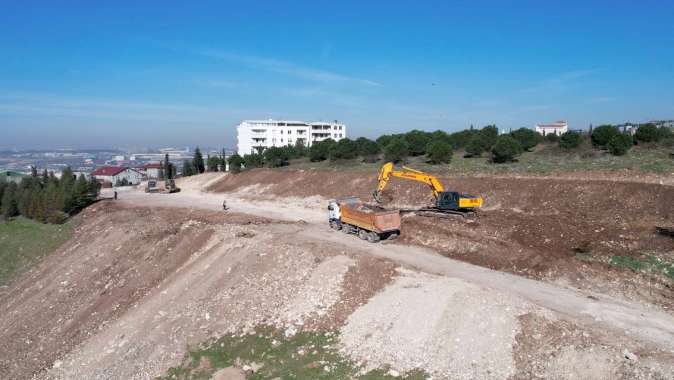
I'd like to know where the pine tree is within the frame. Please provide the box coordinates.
[72,174,91,212]
[163,154,172,180]
[41,168,49,186]
[31,166,38,178]
[88,176,100,199]
[193,147,205,174]
[2,183,18,219]
[0,180,6,210]
[182,160,194,176]
[61,166,76,214]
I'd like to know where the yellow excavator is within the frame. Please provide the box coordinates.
[373,162,483,216]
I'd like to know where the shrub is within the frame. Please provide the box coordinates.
[355,137,381,162]
[263,147,291,167]
[308,139,336,162]
[607,133,633,156]
[510,128,542,151]
[544,133,560,143]
[329,138,359,160]
[559,131,583,149]
[448,129,477,149]
[491,135,523,163]
[658,126,673,141]
[465,134,488,157]
[376,134,396,148]
[425,141,453,164]
[383,138,409,163]
[404,130,433,156]
[634,123,660,143]
[242,153,264,168]
[430,130,452,146]
[591,125,619,147]
[227,154,243,173]
[479,125,499,150]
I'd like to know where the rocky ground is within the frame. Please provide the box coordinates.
[0,170,672,379]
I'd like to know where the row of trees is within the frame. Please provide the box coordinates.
[198,122,673,175]
[0,167,100,223]
[182,147,230,177]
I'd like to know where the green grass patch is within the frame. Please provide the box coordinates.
[161,327,429,380]
[0,217,76,285]
[610,254,674,281]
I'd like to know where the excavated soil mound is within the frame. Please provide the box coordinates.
[209,169,674,308]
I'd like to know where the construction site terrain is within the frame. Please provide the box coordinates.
[0,169,673,379]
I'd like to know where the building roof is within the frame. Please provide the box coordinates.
[536,121,568,128]
[91,166,127,176]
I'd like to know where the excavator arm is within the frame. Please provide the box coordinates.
[373,162,445,202]
[373,162,483,212]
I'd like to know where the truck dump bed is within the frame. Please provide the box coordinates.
[339,201,401,233]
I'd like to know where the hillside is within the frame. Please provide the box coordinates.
[0,172,672,379]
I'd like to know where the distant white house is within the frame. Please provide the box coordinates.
[535,121,568,136]
[91,166,143,186]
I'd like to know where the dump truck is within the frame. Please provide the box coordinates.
[328,197,401,242]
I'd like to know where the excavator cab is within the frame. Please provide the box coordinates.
[436,191,461,210]
[436,191,483,211]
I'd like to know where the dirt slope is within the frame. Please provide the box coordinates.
[120,179,674,353]
[208,169,674,309]
[0,203,393,379]
[0,175,672,379]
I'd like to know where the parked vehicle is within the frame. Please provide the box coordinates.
[144,180,159,193]
[328,197,400,242]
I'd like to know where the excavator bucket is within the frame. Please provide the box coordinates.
[373,162,394,203]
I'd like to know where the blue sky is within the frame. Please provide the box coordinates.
[1,0,673,149]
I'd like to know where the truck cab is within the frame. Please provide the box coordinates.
[327,200,342,229]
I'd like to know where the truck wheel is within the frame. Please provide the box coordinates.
[342,224,352,234]
[367,232,381,243]
[329,220,341,230]
[358,229,368,240]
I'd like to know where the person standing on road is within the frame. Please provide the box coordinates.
[114,190,118,200]
[222,199,228,210]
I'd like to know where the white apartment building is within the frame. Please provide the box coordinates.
[535,121,568,136]
[236,119,347,155]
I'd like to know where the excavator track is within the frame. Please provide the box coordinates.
[399,208,476,219]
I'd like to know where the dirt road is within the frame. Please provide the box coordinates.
[118,182,674,353]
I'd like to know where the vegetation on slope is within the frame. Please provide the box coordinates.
[0,217,76,285]
[162,327,428,380]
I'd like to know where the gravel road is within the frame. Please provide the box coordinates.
[117,180,674,354]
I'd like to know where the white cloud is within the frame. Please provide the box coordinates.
[516,68,603,94]
[200,50,381,87]
[0,93,251,124]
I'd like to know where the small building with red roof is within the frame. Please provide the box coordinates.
[91,166,143,186]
